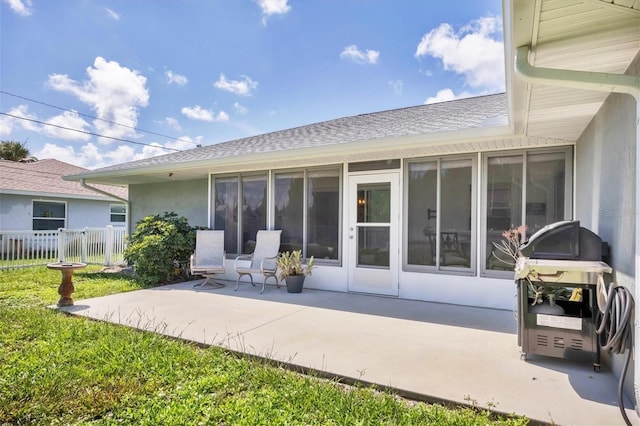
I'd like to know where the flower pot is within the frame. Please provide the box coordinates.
[285,275,305,293]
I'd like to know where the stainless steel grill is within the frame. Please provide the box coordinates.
[515,221,611,370]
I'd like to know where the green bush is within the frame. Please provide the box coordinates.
[124,212,199,285]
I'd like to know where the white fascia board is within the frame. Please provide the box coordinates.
[0,189,119,201]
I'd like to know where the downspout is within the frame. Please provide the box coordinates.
[80,178,130,231]
[515,44,640,414]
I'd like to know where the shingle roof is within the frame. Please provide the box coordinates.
[0,159,128,199]
[81,93,507,175]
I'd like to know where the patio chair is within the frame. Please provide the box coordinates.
[190,230,226,289]
[234,230,282,293]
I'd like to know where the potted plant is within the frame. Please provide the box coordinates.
[276,250,315,293]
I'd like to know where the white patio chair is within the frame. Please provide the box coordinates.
[190,230,226,289]
[234,230,281,293]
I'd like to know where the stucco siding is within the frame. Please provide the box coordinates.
[575,52,639,289]
[0,193,122,231]
[129,179,209,230]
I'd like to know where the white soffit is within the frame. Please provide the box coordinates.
[523,0,640,140]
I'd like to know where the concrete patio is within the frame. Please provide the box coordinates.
[58,280,638,425]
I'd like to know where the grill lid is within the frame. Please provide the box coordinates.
[519,220,603,261]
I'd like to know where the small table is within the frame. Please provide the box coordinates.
[47,262,87,307]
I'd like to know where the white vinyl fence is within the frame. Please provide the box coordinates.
[0,226,127,270]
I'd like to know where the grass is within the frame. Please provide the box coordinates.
[0,266,529,425]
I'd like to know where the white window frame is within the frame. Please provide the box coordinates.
[272,166,343,265]
[32,199,67,230]
[481,146,574,278]
[403,155,477,276]
[109,203,127,225]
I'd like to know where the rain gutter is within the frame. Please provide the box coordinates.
[515,44,640,412]
[80,178,130,231]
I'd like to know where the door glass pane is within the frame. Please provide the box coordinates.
[214,178,238,254]
[275,172,304,253]
[440,159,472,268]
[407,161,437,266]
[357,227,390,268]
[307,169,340,260]
[526,152,565,234]
[241,175,267,254]
[486,156,523,270]
[357,183,390,223]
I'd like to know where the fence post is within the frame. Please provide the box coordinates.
[57,228,64,262]
[81,228,88,263]
[105,225,113,266]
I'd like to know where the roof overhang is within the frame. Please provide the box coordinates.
[64,124,567,186]
[505,0,640,140]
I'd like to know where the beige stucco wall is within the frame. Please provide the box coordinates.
[128,179,209,231]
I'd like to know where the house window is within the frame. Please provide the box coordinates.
[110,204,126,223]
[213,174,268,255]
[484,148,572,274]
[274,167,341,262]
[305,168,340,261]
[213,167,341,262]
[405,156,475,272]
[32,200,66,230]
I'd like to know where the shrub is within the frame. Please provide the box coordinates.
[124,212,199,285]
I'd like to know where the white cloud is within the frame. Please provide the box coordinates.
[104,7,120,20]
[3,0,32,16]
[47,57,149,143]
[43,110,91,141]
[234,102,248,115]
[340,45,379,65]
[165,70,188,86]
[424,88,473,105]
[254,0,290,24]
[0,104,39,136]
[415,15,504,92]
[181,105,229,122]
[214,74,258,96]
[389,80,403,95]
[161,116,182,131]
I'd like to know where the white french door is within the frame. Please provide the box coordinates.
[347,172,399,296]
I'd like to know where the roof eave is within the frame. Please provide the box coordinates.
[65,123,515,186]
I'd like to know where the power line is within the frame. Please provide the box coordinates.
[0,112,183,152]
[0,90,200,147]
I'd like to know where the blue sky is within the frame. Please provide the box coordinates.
[1,0,504,169]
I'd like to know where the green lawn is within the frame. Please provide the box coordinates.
[0,266,528,425]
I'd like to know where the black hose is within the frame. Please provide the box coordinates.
[596,283,634,426]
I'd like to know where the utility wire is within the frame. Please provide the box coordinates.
[0,112,183,152]
[0,90,200,147]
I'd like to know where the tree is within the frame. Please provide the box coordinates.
[0,140,37,162]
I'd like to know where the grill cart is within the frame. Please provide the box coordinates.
[514,221,611,371]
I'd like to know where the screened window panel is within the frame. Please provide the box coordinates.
[406,161,438,266]
[440,159,472,268]
[486,156,523,270]
[214,177,239,254]
[241,175,267,254]
[307,169,340,261]
[275,172,304,253]
[526,152,566,234]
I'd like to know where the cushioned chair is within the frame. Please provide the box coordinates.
[234,230,281,293]
[190,230,226,289]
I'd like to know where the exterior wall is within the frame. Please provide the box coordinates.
[575,56,638,289]
[574,52,638,401]
[0,193,123,231]
[128,179,209,231]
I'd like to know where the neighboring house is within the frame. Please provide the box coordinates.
[67,0,637,346]
[0,159,128,231]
